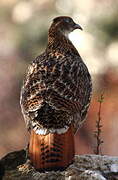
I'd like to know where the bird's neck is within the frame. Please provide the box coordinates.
[46,26,79,56]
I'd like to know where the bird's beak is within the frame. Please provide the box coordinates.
[74,24,83,30]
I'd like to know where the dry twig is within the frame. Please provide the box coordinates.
[94,93,104,155]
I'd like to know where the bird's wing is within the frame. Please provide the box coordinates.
[20,53,92,132]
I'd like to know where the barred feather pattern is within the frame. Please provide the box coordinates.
[20,16,92,170]
[20,51,92,134]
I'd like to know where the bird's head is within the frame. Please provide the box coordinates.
[51,16,83,36]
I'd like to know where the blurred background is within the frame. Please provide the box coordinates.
[0,0,118,158]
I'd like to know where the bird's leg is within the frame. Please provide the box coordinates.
[24,131,32,166]
[25,143,30,160]
[18,143,33,172]
[24,143,32,167]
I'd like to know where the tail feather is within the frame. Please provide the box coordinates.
[29,125,75,171]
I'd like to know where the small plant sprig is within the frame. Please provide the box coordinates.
[94,93,104,155]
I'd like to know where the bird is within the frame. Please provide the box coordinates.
[20,16,92,172]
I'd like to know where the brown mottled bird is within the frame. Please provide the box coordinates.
[20,16,92,171]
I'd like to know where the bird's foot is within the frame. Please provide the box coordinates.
[18,159,34,173]
[18,144,34,173]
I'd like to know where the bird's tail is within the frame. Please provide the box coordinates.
[29,125,75,171]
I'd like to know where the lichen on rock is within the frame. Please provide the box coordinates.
[0,150,118,180]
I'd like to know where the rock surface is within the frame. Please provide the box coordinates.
[0,149,118,180]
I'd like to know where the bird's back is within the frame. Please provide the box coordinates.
[21,51,91,133]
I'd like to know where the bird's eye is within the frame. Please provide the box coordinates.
[65,18,71,23]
